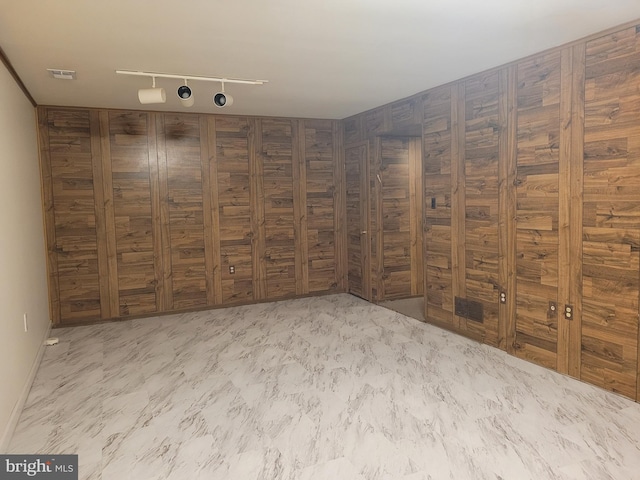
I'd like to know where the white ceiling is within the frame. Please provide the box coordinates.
[1,0,639,119]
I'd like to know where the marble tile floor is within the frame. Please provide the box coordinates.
[8,294,640,480]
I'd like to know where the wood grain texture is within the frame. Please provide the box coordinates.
[39,108,343,325]
[155,114,174,310]
[47,109,101,323]
[345,142,369,299]
[498,67,518,354]
[200,116,216,305]
[451,83,467,331]
[306,119,339,292]
[37,107,61,324]
[379,137,417,300]
[216,116,254,304]
[423,85,453,327]
[583,26,640,399]
[147,113,166,311]
[515,51,562,370]
[107,111,155,316]
[250,119,267,300]
[333,121,348,292]
[161,114,207,310]
[261,118,296,298]
[409,137,424,296]
[462,72,501,346]
[292,120,309,295]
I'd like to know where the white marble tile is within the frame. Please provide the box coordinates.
[7,294,640,479]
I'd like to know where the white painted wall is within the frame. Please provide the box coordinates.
[0,62,51,450]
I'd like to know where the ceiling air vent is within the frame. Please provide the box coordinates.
[47,69,76,80]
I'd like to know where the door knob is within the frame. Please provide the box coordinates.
[361,230,367,234]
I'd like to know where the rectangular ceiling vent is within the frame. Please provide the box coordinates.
[47,69,76,80]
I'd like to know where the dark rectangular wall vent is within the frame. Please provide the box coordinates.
[454,296,484,323]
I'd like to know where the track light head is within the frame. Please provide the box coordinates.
[213,92,233,108]
[138,87,166,104]
[177,85,194,107]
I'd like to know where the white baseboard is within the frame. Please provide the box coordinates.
[0,322,52,452]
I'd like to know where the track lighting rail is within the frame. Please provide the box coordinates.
[115,70,268,86]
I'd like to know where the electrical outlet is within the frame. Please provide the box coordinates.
[23,313,28,332]
[229,265,235,274]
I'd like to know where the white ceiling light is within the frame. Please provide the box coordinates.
[116,70,267,108]
[213,81,233,108]
[137,76,166,104]
[177,81,194,108]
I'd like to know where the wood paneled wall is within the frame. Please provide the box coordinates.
[342,21,640,401]
[38,107,346,325]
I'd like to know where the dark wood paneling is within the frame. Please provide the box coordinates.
[216,116,254,304]
[423,85,453,327]
[514,51,562,369]
[305,119,338,292]
[161,114,208,310]
[583,26,640,399]
[462,72,501,346]
[262,118,296,298]
[107,111,156,316]
[46,109,102,323]
[40,109,344,325]
[380,137,412,300]
[346,142,369,299]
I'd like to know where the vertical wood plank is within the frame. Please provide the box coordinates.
[147,113,165,312]
[362,142,372,301]
[90,111,112,318]
[569,43,585,378]
[409,137,424,296]
[498,67,518,354]
[293,120,309,295]
[557,47,573,375]
[155,114,173,310]
[37,107,61,325]
[200,115,216,305]
[98,111,120,317]
[451,82,467,329]
[250,118,267,300]
[207,116,223,304]
[373,136,384,301]
[333,120,348,291]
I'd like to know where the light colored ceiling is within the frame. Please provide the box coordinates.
[1,1,639,119]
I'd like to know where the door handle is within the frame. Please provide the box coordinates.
[361,230,367,235]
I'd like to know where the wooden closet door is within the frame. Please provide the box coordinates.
[514,51,562,369]
[582,26,640,399]
[345,143,370,299]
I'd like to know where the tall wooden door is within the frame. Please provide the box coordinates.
[345,142,370,299]
[514,51,562,369]
[378,136,423,301]
[582,27,640,399]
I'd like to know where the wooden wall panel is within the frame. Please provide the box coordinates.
[44,109,102,323]
[305,119,338,292]
[582,26,640,398]
[107,111,157,316]
[462,72,501,346]
[514,51,562,369]
[161,114,208,310]
[215,116,254,304]
[380,138,412,299]
[261,118,296,298]
[340,20,640,401]
[345,143,369,298]
[423,86,453,327]
[39,108,344,325]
